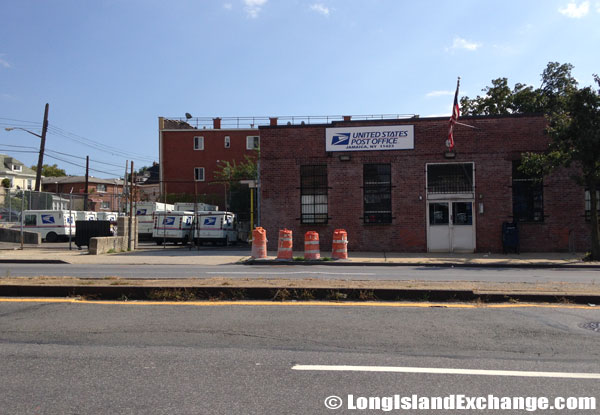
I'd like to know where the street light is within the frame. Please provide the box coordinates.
[4,127,42,138]
[4,103,49,192]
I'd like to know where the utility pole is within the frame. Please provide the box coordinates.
[128,161,134,251]
[84,155,89,210]
[34,103,49,192]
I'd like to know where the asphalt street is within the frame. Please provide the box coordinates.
[0,300,599,414]
[1,263,600,283]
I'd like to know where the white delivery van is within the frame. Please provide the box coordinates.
[97,212,118,235]
[97,211,118,222]
[174,202,219,212]
[193,211,237,245]
[75,211,97,221]
[135,202,174,240]
[152,210,194,245]
[20,210,76,242]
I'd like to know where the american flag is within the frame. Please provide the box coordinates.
[448,77,460,151]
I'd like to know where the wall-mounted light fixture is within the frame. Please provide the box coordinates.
[444,151,456,159]
[339,155,351,162]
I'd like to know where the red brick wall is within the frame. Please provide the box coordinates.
[161,129,258,205]
[42,182,124,211]
[259,115,591,253]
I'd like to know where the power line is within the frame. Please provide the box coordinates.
[2,117,156,163]
[44,153,123,176]
[0,142,129,169]
[47,125,155,162]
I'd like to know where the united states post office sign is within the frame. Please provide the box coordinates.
[326,125,414,152]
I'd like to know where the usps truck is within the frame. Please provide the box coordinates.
[76,211,97,221]
[96,211,118,222]
[174,202,219,212]
[20,210,76,242]
[135,202,174,240]
[97,211,118,235]
[192,211,237,245]
[152,210,194,245]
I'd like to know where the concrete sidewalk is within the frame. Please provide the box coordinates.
[1,244,599,303]
[0,243,599,267]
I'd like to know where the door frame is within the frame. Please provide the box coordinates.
[426,199,476,253]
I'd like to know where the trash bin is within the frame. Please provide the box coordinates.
[75,220,112,249]
[502,222,519,254]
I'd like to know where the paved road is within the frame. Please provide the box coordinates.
[0,300,598,414]
[1,263,600,283]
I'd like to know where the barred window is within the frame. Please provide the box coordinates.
[512,160,543,222]
[364,164,392,224]
[300,165,328,224]
[427,163,474,194]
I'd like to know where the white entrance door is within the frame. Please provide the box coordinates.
[427,201,475,253]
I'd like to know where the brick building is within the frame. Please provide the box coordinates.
[159,117,259,207]
[42,176,125,212]
[259,114,593,253]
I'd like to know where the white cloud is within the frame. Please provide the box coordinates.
[310,3,330,16]
[426,90,454,98]
[596,1,600,12]
[0,55,10,68]
[558,1,590,18]
[244,0,267,18]
[448,36,482,52]
[223,3,232,10]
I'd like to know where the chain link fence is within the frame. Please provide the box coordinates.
[0,188,91,225]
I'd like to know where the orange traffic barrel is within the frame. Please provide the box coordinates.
[304,231,320,260]
[332,229,348,259]
[277,229,293,260]
[251,227,268,259]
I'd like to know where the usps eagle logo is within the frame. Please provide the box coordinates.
[331,133,350,146]
[204,217,217,226]
[41,215,55,224]
[163,217,175,226]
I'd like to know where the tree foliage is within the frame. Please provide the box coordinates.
[460,62,578,116]
[521,72,600,259]
[213,153,258,213]
[30,163,67,177]
[463,62,600,258]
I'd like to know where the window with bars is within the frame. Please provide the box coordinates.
[363,164,392,224]
[427,163,474,194]
[512,160,544,222]
[300,165,328,224]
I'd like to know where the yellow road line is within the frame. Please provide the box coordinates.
[0,298,596,309]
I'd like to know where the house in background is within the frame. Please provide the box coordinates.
[136,162,160,202]
[42,176,126,212]
[0,154,37,191]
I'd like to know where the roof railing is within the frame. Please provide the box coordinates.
[163,114,418,129]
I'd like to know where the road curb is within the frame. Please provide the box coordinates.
[0,259,69,264]
[243,259,600,269]
[1,284,599,305]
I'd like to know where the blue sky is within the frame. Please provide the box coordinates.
[1,0,598,177]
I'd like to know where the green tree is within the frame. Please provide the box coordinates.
[213,154,258,212]
[521,75,600,259]
[1,178,10,189]
[460,62,577,116]
[30,163,67,177]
